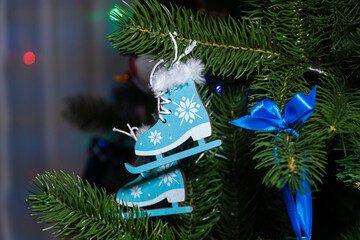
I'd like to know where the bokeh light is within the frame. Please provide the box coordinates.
[109,7,124,22]
[23,51,35,65]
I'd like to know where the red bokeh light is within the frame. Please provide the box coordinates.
[24,51,35,65]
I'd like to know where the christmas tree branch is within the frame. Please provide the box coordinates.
[336,142,360,189]
[308,73,360,142]
[202,81,291,239]
[340,218,360,239]
[245,0,309,62]
[244,0,360,65]
[344,27,360,78]
[62,95,121,132]
[26,171,174,239]
[174,147,222,239]
[300,0,360,64]
[62,85,156,132]
[246,61,328,192]
[205,83,256,238]
[109,0,281,78]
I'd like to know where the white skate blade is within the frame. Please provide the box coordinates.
[122,203,193,219]
[126,139,222,174]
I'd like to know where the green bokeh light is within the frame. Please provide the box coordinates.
[109,7,124,22]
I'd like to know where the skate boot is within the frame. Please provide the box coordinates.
[124,59,222,174]
[116,161,193,218]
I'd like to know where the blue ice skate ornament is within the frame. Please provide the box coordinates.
[113,52,222,217]
[229,86,317,240]
[115,58,222,174]
[113,34,221,218]
[117,161,193,218]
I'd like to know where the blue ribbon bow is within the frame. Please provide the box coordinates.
[229,86,317,240]
[229,86,316,131]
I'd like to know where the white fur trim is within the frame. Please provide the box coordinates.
[135,125,151,139]
[151,58,205,92]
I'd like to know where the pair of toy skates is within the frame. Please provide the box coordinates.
[115,60,222,218]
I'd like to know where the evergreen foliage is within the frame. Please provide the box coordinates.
[26,171,175,239]
[339,220,360,240]
[109,0,280,78]
[336,138,360,188]
[346,27,360,77]
[199,82,292,239]
[62,84,155,132]
[62,95,121,132]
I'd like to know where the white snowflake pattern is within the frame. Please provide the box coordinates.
[173,94,202,126]
[157,163,179,186]
[148,130,163,145]
[130,185,142,198]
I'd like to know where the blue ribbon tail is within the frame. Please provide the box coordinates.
[282,185,302,240]
[296,180,312,239]
[282,182,312,240]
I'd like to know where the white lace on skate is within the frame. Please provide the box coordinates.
[113,124,151,178]
[150,32,197,124]
[155,91,172,123]
[113,124,139,141]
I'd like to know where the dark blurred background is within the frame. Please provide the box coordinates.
[0,1,129,239]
